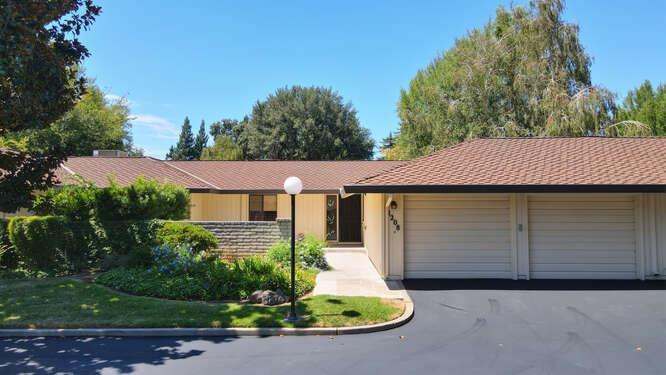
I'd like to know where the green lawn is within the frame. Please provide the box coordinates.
[0,278,403,329]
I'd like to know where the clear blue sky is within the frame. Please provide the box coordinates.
[80,0,666,158]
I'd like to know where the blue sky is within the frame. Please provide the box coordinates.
[81,0,666,158]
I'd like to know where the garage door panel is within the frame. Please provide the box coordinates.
[529,197,637,279]
[405,194,512,279]
[530,222,635,231]
[405,222,510,231]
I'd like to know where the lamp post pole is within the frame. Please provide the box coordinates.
[286,193,298,322]
[283,176,302,323]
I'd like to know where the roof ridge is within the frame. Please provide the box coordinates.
[161,160,221,190]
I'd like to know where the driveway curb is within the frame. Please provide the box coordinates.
[0,301,413,338]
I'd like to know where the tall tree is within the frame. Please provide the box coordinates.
[0,0,101,212]
[378,132,401,160]
[244,86,375,160]
[51,84,135,156]
[192,119,208,159]
[616,80,666,136]
[166,117,197,160]
[395,0,641,158]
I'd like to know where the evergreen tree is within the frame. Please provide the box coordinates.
[192,119,209,159]
[166,117,196,160]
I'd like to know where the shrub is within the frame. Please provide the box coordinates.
[266,235,328,270]
[7,216,74,273]
[96,177,190,222]
[32,177,97,221]
[95,252,317,302]
[0,218,18,269]
[156,222,218,254]
[99,219,163,268]
[95,267,209,300]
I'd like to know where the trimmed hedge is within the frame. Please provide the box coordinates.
[7,216,74,273]
[156,222,218,254]
[14,177,193,272]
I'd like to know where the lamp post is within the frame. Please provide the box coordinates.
[283,176,303,322]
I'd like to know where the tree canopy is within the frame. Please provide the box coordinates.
[243,86,374,160]
[0,0,100,212]
[616,80,666,136]
[51,84,137,156]
[391,0,648,159]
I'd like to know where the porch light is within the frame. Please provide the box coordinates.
[283,176,303,322]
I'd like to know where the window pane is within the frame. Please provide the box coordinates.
[249,194,263,212]
[263,194,277,211]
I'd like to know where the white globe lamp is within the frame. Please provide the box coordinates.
[283,176,303,195]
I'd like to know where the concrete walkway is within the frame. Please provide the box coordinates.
[313,251,409,300]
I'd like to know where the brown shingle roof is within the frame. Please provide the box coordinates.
[166,160,405,192]
[56,157,215,190]
[58,158,405,193]
[345,137,666,193]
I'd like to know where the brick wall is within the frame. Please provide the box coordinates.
[190,219,291,257]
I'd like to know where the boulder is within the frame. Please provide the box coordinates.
[247,290,289,306]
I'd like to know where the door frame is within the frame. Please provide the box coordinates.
[325,194,363,244]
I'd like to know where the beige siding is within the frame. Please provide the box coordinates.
[363,193,385,275]
[403,194,513,278]
[528,194,637,279]
[277,194,326,240]
[189,193,248,221]
[658,194,666,276]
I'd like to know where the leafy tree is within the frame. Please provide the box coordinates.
[616,80,666,136]
[396,0,644,158]
[192,119,209,159]
[51,84,134,156]
[166,117,197,160]
[200,136,243,160]
[244,86,374,160]
[208,118,250,158]
[0,0,101,212]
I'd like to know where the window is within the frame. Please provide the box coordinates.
[325,195,338,241]
[249,194,277,221]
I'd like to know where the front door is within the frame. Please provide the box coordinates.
[339,195,362,242]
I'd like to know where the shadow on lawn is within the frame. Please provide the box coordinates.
[0,336,234,374]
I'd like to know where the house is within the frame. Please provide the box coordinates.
[57,157,404,244]
[57,137,666,280]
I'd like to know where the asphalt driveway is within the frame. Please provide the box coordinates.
[2,279,666,374]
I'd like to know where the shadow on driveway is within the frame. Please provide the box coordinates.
[0,336,237,374]
[404,278,666,291]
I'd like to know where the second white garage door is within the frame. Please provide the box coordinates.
[528,195,637,279]
[404,194,513,278]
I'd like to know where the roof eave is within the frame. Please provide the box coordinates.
[343,184,666,194]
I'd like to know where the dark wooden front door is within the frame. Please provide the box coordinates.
[339,195,362,242]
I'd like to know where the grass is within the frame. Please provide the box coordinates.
[0,278,403,329]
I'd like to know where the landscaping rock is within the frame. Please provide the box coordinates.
[247,290,289,306]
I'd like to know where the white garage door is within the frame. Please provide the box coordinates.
[404,194,512,278]
[528,195,637,279]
